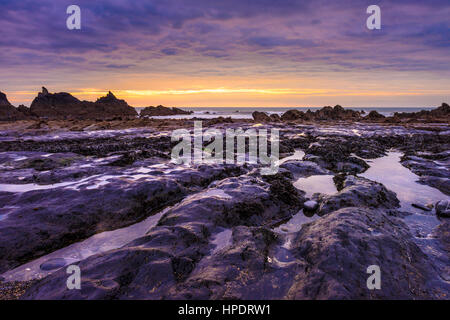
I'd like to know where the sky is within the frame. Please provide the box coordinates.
[0,0,449,108]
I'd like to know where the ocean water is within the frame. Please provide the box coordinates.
[135,106,435,119]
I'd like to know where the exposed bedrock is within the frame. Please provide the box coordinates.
[23,206,444,299]
[303,139,372,174]
[0,164,245,273]
[316,176,400,216]
[21,174,304,299]
[0,135,174,160]
[275,103,449,123]
[172,208,444,299]
[401,152,450,196]
[279,160,330,177]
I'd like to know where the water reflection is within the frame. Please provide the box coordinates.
[294,175,337,198]
[360,151,448,212]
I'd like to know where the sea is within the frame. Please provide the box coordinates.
[134,106,435,119]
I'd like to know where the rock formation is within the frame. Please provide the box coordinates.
[364,110,385,121]
[278,103,449,123]
[251,111,281,122]
[140,105,192,117]
[29,88,137,119]
[280,105,361,122]
[0,91,29,121]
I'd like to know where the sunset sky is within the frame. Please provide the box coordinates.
[1,0,449,107]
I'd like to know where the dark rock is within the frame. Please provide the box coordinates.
[317,176,400,215]
[30,88,137,120]
[412,203,432,212]
[0,164,244,273]
[279,160,329,177]
[140,105,192,117]
[365,110,385,121]
[303,200,318,212]
[281,109,305,121]
[269,113,281,122]
[0,91,29,121]
[285,207,440,299]
[281,105,361,122]
[252,111,271,122]
[21,174,302,299]
[305,139,370,174]
[435,200,450,218]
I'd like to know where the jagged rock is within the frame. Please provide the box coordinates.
[17,105,35,117]
[0,91,29,121]
[41,87,49,95]
[0,91,11,107]
[388,103,450,123]
[280,105,361,122]
[140,105,192,117]
[29,88,137,119]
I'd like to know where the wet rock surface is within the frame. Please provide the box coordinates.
[0,119,448,299]
[21,174,303,299]
[0,161,245,273]
[317,175,400,216]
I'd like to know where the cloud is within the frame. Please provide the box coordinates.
[0,0,449,107]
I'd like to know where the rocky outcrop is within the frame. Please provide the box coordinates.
[304,139,371,174]
[21,174,303,299]
[252,111,281,122]
[0,163,245,273]
[317,175,400,215]
[281,109,306,121]
[315,105,361,120]
[0,92,11,107]
[280,105,361,122]
[0,92,29,121]
[392,103,450,122]
[279,103,449,123]
[29,88,137,120]
[140,105,192,117]
[21,205,441,299]
[252,111,270,122]
[364,110,385,121]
